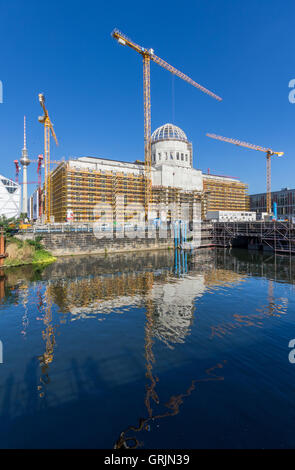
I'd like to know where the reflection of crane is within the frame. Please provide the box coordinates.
[38,93,58,223]
[267,279,287,317]
[143,272,159,419]
[267,279,279,317]
[112,29,222,219]
[37,284,57,398]
[114,270,226,449]
[206,133,284,214]
[19,284,30,337]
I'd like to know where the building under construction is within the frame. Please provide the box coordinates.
[203,173,250,213]
[48,123,249,224]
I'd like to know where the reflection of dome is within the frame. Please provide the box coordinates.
[151,275,205,348]
[151,123,188,143]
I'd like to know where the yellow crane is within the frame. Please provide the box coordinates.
[38,93,58,223]
[112,29,222,219]
[206,133,284,214]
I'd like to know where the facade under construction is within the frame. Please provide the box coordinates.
[45,124,249,224]
[203,173,249,213]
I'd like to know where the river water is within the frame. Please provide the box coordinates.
[0,248,294,449]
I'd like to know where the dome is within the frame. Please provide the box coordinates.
[151,123,188,144]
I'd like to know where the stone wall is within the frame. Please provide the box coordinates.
[16,223,213,257]
[29,231,175,256]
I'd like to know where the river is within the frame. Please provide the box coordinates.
[0,248,294,449]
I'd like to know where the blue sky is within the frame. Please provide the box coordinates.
[0,0,294,196]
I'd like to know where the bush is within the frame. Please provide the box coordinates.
[26,236,43,251]
[4,236,55,266]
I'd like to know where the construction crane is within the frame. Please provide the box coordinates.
[13,160,39,186]
[206,133,284,214]
[112,29,222,219]
[14,160,20,183]
[38,93,58,223]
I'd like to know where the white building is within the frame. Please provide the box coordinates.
[0,175,21,219]
[71,123,203,193]
[151,123,202,191]
[206,210,256,222]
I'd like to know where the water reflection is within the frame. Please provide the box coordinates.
[114,361,227,449]
[37,286,58,399]
[0,248,294,448]
[1,248,294,356]
[44,250,245,349]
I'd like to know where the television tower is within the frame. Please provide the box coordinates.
[20,116,30,215]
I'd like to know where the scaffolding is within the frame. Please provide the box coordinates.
[213,221,295,255]
[51,161,203,225]
[203,176,249,213]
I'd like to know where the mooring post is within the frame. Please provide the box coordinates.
[180,221,183,246]
[174,222,178,248]
[174,248,178,274]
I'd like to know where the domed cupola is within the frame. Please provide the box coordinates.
[151,123,193,168]
[151,123,188,144]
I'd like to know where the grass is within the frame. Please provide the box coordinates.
[32,248,56,265]
[4,237,56,267]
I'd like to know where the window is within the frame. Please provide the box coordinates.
[170,152,173,160]
[1,178,17,194]
[176,152,179,160]
[181,153,184,161]
[5,186,17,194]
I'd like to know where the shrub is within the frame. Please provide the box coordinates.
[26,236,43,251]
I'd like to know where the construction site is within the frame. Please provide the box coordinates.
[44,124,249,226]
[7,29,293,257]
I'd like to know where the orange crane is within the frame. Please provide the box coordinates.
[112,29,222,219]
[206,133,284,214]
[38,93,58,223]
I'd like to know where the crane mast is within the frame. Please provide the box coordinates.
[38,94,58,224]
[206,133,284,214]
[112,29,222,219]
[143,54,151,214]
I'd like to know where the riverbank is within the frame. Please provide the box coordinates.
[3,236,56,267]
[15,225,213,257]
